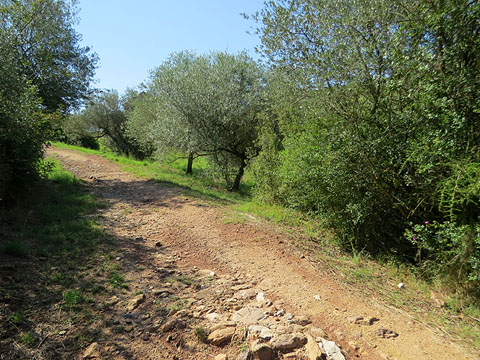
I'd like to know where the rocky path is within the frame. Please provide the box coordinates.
[47,147,477,360]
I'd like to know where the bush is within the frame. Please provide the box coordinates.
[406,221,480,298]
[0,36,51,202]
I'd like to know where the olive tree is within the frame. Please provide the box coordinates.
[149,51,266,190]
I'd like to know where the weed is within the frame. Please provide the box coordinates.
[2,240,28,257]
[222,212,246,224]
[194,326,208,343]
[167,298,190,315]
[109,271,128,289]
[9,311,27,325]
[20,332,36,347]
[63,289,87,310]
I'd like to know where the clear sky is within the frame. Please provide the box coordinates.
[76,0,265,93]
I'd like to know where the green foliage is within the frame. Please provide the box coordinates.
[108,271,128,289]
[62,289,87,310]
[194,326,208,343]
[0,0,97,112]
[0,0,97,202]
[64,90,150,158]
[406,222,480,298]
[8,311,27,325]
[134,51,266,190]
[2,240,28,257]
[20,332,36,347]
[251,0,480,293]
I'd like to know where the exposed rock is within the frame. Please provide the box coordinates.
[106,296,120,307]
[231,284,251,291]
[309,327,326,339]
[126,293,145,311]
[236,350,252,360]
[211,321,237,332]
[233,307,265,325]
[320,338,345,360]
[397,282,405,289]
[215,354,228,360]
[251,340,273,360]
[248,325,273,340]
[152,288,173,297]
[162,318,187,333]
[238,288,257,299]
[376,328,399,339]
[208,326,236,346]
[82,342,101,359]
[352,316,380,326]
[304,335,326,360]
[258,278,273,290]
[205,312,220,322]
[270,333,307,352]
[198,269,216,277]
[256,292,266,304]
[194,288,216,300]
[292,316,311,326]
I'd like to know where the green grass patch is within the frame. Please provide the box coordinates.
[0,159,113,358]
[108,270,128,289]
[20,332,36,347]
[52,142,252,203]
[63,289,88,310]
[2,240,28,257]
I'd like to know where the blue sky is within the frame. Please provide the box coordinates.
[76,0,265,93]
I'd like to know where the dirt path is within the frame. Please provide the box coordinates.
[47,146,477,360]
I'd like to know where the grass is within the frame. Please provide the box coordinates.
[20,332,36,347]
[109,270,128,289]
[167,298,191,315]
[50,142,480,350]
[194,326,208,343]
[63,289,89,311]
[0,159,114,357]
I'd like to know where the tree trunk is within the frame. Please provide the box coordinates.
[186,152,194,175]
[232,158,247,191]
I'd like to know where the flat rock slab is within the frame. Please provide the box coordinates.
[321,338,345,360]
[126,294,145,311]
[232,306,265,325]
[208,326,236,346]
[271,333,307,352]
[248,325,273,340]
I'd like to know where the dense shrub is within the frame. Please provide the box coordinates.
[0,33,51,202]
[252,0,480,293]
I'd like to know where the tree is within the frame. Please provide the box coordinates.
[149,51,266,190]
[0,0,97,112]
[65,90,151,159]
[0,0,96,202]
[0,27,49,202]
[251,0,480,261]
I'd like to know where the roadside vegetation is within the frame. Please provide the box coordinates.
[52,141,480,348]
[0,161,113,357]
